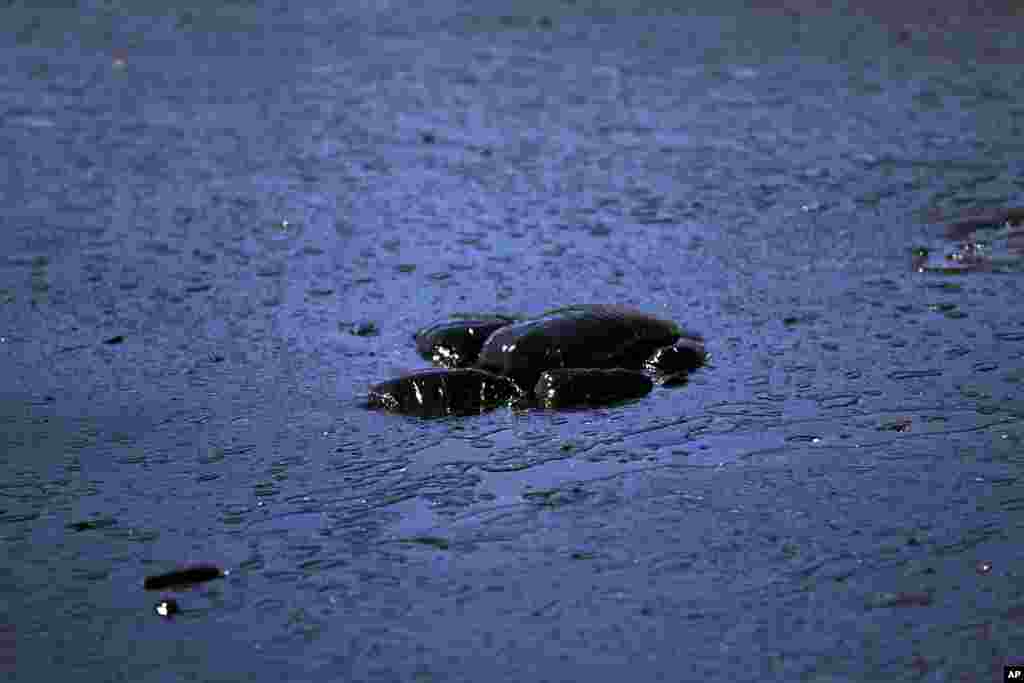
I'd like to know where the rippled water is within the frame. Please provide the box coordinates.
[2,1,1024,681]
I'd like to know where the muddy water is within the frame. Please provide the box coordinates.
[2,1,1023,680]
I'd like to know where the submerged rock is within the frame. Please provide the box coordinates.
[367,368,522,418]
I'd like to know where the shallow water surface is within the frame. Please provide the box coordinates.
[2,1,1024,681]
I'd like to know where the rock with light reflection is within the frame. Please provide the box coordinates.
[367,304,706,417]
[368,368,522,418]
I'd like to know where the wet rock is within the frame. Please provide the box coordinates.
[476,304,683,389]
[367,368,522,418]
[534,368,653,409]
[659,372,690,387]
[369,305,705,416]
[143,564,225,591]
[643,337,707,378]
[414,314,519,368]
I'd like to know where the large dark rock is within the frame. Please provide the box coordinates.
[475,304,683,389]
[534,368,653,409]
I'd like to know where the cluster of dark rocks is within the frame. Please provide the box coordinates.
[367,304,707,418]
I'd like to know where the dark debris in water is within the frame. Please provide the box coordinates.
[522,486,591,508]
[67,518,117,532]
[865,591,934,609]
[782,312,821,327]
[346,321,379,337]
[878,417,913,433]
[394,535,450,550]
[143,564,225,591]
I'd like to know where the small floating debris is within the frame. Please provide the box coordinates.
[887,369,942,381]
[154,599,180,618]
[570,551,597,561]
[878,417,912,433]
[866,591,933,608]
[398,535,450,550]
[66,518,116,532]
[347,320,379,337]
[103,335,125,345]
[143,564,226,591]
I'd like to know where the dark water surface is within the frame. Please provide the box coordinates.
[3,1,1024,680]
